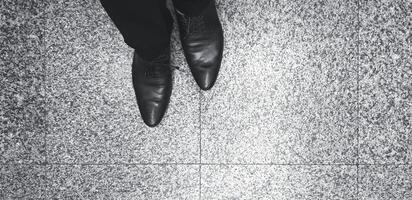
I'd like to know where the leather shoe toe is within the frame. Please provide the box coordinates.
[175,0,223,90]
[132,52,172,127]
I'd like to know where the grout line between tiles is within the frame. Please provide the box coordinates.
[199,90,202,200]
[199,90,202,165]
[356,0,361,167]
[201,163,412,166]
[42,4,50,198]
[356,0,361,198]
[356,164,360,199]
[3,163,411,166]
[199,165,202,200]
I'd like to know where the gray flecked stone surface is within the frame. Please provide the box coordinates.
[0,164,46,199]
[358,165,412,200]
[0,0,47,164]
[46,165,199,199]
[202,0,358,164]
[1,0,411,198]
[202,165,357,199]
[44,0,200,164]
[358,0,412,165]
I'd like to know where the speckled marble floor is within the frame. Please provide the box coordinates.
[1,0,411,199]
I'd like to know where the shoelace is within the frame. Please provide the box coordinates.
[176,9,208,38]
[144,63,189,78]
[138,52,190,78]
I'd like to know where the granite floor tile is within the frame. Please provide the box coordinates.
[358,165,412,200]
[0,0,48,164]
[44,1,200,164]
[43,0,130,81]
[0,164,46,199]
[202,165,357,200]
[202,0,358,164]
[45,164,199,199]
[359,0,412,164]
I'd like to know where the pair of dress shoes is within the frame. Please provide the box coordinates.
[132,0,223,127]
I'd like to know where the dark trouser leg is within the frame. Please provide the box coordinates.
[100,0,173,60]
[172,0,211,16]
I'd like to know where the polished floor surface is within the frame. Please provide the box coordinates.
[1,0,411,199]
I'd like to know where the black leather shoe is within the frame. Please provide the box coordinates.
[132,51,172,127]
[175,0,223,90]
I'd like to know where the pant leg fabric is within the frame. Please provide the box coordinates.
[100,0,173,60]
[172,0,211,16]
